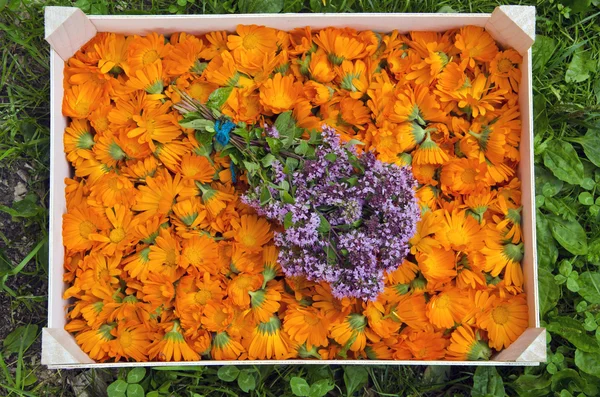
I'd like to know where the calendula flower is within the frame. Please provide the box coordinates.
[75,324,115,361]
[283,305,329,349]
[404,328,448,360]
[314,27,367,65]
[416,247,457,285]
[88,205,139,255]
[330,313,368,352]
[249,284,282,323]
[482,227,524,287]
[412,132,449,165]
[180,235,219,273]
[248,315,292,359]
[125,61,166,100]
[454,26,498,68]
[478,293,528,350]
[426,287,473,329]
[148,321,199,361]
[128,32,170,72]
[201,301,235,332]
[95,33,130,75]
[163,33,204,77]
[227,273,263,307]
[109,323,152,362]
[212,331,245,360]
[259,73,303,114]
[227,25,278,55]
[128,102,182,148]
[435,209,485,253]
[230,215,272,252]
[64,119,95,166]
[62,205,109,252]
[446,324,491,361]
[148,228,181,280]
[133,169,184,221]
[63,81,106,119]
[490,49,522,93]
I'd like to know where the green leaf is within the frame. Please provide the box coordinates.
[565,52,596,83]
[579,192,595,205]
[535,165,563,197]
[575,349,600,377]
[261,154,276,168]
[536,211,558,270]
[344,139,365,148]
[0,193,42,219]
[290,377,311,396]
[562,0,593,14]
[266,137,283,155]
[281,191,295,204]
[3,324,37,354]
[107,380,128,397]
[284,212,294,228]
[317,214,331,233]
[127,368,146,384]
[180,118,214,130]
[532,35,556,72]
[578,272,600,304]
[551,368,587,393]
[207,86,233,110]
[572,129,600,168]
[274,111,299,149]
[217,366,240,382]
[471,366,505,397]
[237,370,256,392]
[343,366,368,397]
[242,160,260,176]
[295,140,310,156]
[546,316,600,353]
[547,214,588,255]
[285,157,300,173]
[238,0,283,12]
[539,268,560,317]
[542,139,584,185]
[594,78,600,105]
[146,392,159,397]
[512,374,552,397]
[325,153,337,162]
[260,186,272,205]
[126,384,145,397]
[309,379,335,397]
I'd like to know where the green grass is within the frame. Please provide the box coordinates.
[0,0,599,396]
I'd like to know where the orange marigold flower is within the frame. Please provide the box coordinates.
[62,205,109,252]
[478,293,528,350]
[446,324,492,361]
[247,315,292,359]
[404,328,448,360]
[454,26,498,68]
[94,33,131,75]
[128,32,170,72]
[148,321,199,361]
[109,323,151,362]
[259,73,303,114]
[63,81,106,119]
[75,324,115,361]
[426,287,473,329]
[227,25,278,55]
[284,305,329,349]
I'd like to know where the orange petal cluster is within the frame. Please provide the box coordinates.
[62,25,527,362]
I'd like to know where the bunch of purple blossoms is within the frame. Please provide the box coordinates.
[243,125,420,301]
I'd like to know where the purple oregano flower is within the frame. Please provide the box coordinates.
[243,125,420,301]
